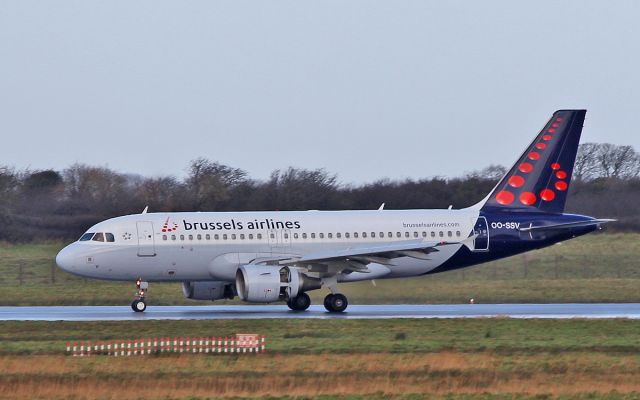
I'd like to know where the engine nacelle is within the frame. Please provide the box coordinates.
[235,265,321,303]
[182,281,235,301]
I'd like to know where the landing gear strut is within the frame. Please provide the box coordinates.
[287,292,311,311]
[324,293,348,313]
[131,278,148,312]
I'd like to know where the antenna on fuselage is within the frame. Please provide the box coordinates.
[141,206,148,214]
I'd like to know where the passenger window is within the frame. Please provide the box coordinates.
[345,233,350,238]
[311,233,316,239]
[196,234,201,240]
[79,232,95,241]
[248,234,253,240]
[205,234,211,240]
[92,232,105,242]
[422,232,427,238]
[328,233,333,239]
[162,235,167,241]
[284,233,289,239]
[214,234,219,240]
[448,231,453,237]
[188,234,193,240]
[223,234,228,240]
[270,233,275,239]
[379,232,384,238]
[171,235,176,240]
[240,234,245,240]
[319,233,323,239]
[439,231,444,238]
[302,233,307,239]
[354,232,359,238]
[231,234,236,240]
[456,231,461,237]
[105,233,115,242]
[257,234,262,239]
[180,235,185,240]
[396,232,401,238]
[362,232,367,238]
[388,232,392,238]
[431,232,436,238]
[414,232,418,238]
[337,232,341,238]
[294,233,299,239]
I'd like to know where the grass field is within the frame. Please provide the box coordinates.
[0,232,639,305]
[0,319,639,399]
[1,235,639,399]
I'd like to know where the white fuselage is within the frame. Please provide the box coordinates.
[56,209,480,283]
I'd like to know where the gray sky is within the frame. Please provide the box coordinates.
[1,1,639,184]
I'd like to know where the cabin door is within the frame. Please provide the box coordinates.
[136,221,156,256]
[472,216,489,251]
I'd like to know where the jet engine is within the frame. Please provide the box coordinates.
[235,265,321,303]
[181,281,235,301]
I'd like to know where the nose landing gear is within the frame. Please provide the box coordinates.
[131,278,148,312]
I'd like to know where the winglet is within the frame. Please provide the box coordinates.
[141,206,148,214]
[378,203,385,210]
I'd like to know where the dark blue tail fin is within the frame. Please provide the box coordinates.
[481,110,586,214]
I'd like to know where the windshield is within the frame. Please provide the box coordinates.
[78,232,115,242]
[79,233,94,241]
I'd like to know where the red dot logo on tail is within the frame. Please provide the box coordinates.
[540,189,556,201]
[520,192,537,206]
[508,176,525,188]
[519,163,533,173]
[496,191,515,205]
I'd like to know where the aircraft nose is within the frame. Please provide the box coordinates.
[56,244,77,272]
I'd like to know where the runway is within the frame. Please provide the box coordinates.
[0,303,638,321]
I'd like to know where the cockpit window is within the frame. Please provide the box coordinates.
[92,232,105,242]
[105,233,115,242]
[79,232,95,241]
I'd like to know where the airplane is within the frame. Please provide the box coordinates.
[56,109,613,313]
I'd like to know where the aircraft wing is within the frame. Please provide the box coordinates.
[279,237,474,272]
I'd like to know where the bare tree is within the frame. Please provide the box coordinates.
[574,143,600,181]
[185,158,248,210]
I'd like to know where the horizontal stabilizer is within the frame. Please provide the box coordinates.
[518,219,616,232]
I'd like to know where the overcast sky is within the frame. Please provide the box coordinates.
[1,1,639,184]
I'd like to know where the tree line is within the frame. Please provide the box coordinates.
[1,142,639,242]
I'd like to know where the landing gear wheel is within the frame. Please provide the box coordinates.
[131,278,148,312]
[287,292,311,311]
[131,299,146,312]
[323,293,348,313]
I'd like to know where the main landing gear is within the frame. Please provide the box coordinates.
[287,292,311,311]
[324,293,348,313]
[131,278,148,312]
[285,292,349,312]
